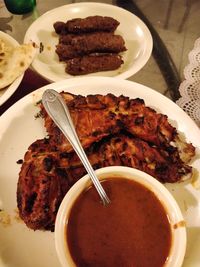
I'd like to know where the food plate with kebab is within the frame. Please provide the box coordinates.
[24,2,152,81]
[0,77,200,267]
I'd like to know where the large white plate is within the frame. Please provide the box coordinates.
[0,77,200,267]
[0,31,24,106]
[24,2,153,82]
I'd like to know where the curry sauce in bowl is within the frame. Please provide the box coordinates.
[55,166,186,267]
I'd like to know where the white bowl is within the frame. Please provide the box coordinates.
[55,166,186,267]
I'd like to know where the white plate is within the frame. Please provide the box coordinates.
[0,77,199,267]
[24,2,153,82]
[0,31,24,106]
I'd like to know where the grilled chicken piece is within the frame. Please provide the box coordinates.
[17,139,71,231]
[17,133,193,231]
[39,93,177,153]
[18,92,195,231]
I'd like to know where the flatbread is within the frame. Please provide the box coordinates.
[0,39,36,89]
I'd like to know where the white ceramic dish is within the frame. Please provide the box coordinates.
[0,31,23,106]
[24,2,153,82]
[0,77,200,267]
[55,166,186,267]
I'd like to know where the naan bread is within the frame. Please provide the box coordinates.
[0,39,36,89]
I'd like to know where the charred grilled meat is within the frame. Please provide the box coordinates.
[17,131,193,231]
[53,16,120,35]
[56,32,126,60]
[39,93,177,153]
[66,54,124,75]
[17,92,195,231]
[53,15,126,75]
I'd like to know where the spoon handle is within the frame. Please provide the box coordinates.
[42,89,110,205]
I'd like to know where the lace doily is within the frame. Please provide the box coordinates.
[176,37,200,127]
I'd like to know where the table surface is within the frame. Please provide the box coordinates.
[0,0,200,115]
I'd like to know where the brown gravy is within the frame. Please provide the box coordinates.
[67,178,172,267]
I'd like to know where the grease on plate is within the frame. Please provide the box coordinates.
[173,220,186,229]
[0,210,11,227]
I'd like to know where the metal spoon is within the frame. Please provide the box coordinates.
[42,89,110,206]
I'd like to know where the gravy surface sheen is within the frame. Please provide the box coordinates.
[67,178,172,267]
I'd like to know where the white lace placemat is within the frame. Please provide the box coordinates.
[176,37,200,127]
